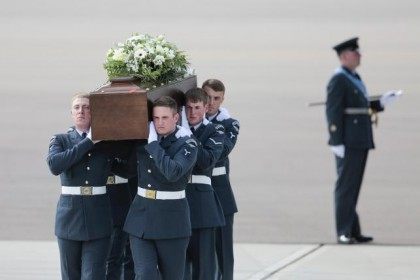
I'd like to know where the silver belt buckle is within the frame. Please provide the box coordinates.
[81,186,93,195]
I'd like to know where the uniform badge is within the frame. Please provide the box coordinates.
[186,138,197,148]
[215,124,225,134]
[232,121,240,132]
[209,138,222,145]
[184,149,191,156]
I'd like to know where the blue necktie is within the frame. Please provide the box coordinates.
[82,132,87,139]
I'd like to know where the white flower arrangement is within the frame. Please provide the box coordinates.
[104,33,190,85]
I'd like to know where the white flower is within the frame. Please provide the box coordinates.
[153,55,165,66]
[112,48,128,62]
[128,34,146,41]
[134,48,147,59]
[186,66,195,75]
[155,44,164,54]
[146,45,155,54]
[134,43,145,50]
[127,61,139,72]
[166,49,175,59]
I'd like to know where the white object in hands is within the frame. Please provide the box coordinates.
[87,127,101,144]
[148,122,158,143]
[330,145,345,158]
[175,125,192,138]
[216,107,231,121]
[181,106,189,129]
[380,90,403,107]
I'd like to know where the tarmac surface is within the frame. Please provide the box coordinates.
[1,0,420,261]
[1,241,420,279]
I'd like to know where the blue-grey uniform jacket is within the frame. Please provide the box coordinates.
[124,129,198,240]
[326,66,384,149]
[47,129,113,241]
[186,121,225,229]
[209,112,240,216]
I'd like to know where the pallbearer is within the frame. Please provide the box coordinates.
[183,88,225,279]
[47,93,113,280]
[203,79,240,280]
[124,96,198,280]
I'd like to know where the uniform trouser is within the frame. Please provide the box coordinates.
[57,236,111,280]
[184,228,216,280]
[130,235,189,280]
[215,214,234,280]
[122,241,135,280]
[334,148,368,237]
[106,226,134,280]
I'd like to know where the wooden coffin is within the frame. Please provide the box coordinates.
[90,75,197,141]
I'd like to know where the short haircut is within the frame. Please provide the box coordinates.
[185,88,209,105]
[153,96,178,113]
[71,92,90,105]
[202,79,225,93]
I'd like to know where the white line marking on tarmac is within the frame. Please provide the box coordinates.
[247,244,323,280]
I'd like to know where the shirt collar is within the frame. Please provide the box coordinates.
[190,121,202,131]
[207,111,218,121]
[75,128,87,137]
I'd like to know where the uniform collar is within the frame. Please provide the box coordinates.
[159,129,178,145]
[190,121,202,131]
[341,66,360,79]
[207,111,219,121]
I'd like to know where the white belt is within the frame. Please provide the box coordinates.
[137,187,185,200]
[107,175,128,185]
[188,175,211,185]
[344,107,372,115]
[212,166,226,176]
[61,186,106,195]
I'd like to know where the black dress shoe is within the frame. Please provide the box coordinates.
[337,235,355,244]
[354,235,373,243]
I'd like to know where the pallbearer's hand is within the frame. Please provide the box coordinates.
[175,125,192,138]
[216,107,231,121]
[181,106,189,129]
[148,122,158,143]
[330,145,345,158]
[87,127,101,144]
[380,90,403,107]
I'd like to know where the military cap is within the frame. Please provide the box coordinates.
[333,37,359,54]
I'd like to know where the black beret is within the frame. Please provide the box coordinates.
[333,37,359,54]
